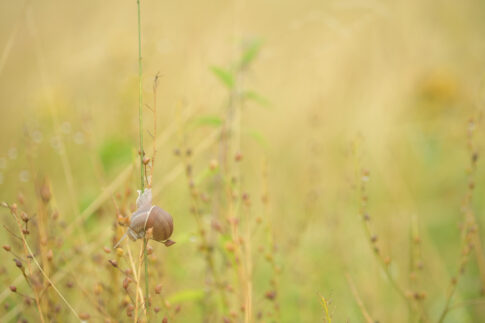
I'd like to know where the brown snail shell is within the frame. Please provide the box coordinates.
[114,189,175,248]
[128,206,173,242]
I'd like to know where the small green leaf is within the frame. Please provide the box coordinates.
[98,137,133,172]
[167,289,205,304]
[243,90,270,107]
[245,129,268,149]
[191,115,223,128]
[210,66,234,89]
[195,167,218,185]
[240,39,262,68]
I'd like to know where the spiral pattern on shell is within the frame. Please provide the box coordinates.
[129,206,174,242]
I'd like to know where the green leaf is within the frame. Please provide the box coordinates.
[191,115,223,128]
[245,129,268,149]
[243,90,270,107]
[166,289,205,304]
[240,39,262,68]
[210,66,234,89]
[195,167,218,185]
[98,137,133,172]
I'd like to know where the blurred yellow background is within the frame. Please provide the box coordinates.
[1,0,485,322]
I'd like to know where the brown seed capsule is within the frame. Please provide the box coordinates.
[47,249,53,261]
[123,277,131,290]
[155,284,162,294]
[20,213,29,223]
[79,313,90,320]
[235,152,243,162]
[9,286,16,292]
[209,159,218,170]
[39,181,52,203]
[265,290,276,300]
[3,245,11,252]
[14,259,22,268]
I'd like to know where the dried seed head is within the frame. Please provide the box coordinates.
[155,284,162,294]
[108,260,118,268]
[472,152,479,163]
[235,152,243,162]
[47,249,53,261]
[40,187,51,203]
[94,283,103,295]
[3,245,11,252]
[143,156,150,165]
[123,277,131,290]
[265,290,277,300]
[225,242,235,253]
[24,297,32,306]
[79,313,91,320]
[209,159,218,170]
[17,193,25,205]
[20,213,29,223]
[14,259,22,268]
[211,220,222,232]
[9,286,16,292]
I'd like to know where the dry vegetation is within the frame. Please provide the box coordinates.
[1,0,485,322]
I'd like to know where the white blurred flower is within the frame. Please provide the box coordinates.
[0,157,6,169]
[19,170,29,183]
[73,131,85,145]
[50,136,63,153]
[61,122,72,134]
[8,148,18,160]
[32,130,43,144]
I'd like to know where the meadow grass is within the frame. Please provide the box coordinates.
[1,0,485,322]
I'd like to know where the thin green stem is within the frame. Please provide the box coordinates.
[136,0,149,315]
[137,0,144,192]
[143,237,149,313]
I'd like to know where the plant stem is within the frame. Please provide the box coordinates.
[137,0,144,192]
[136,0,149,314]
[143,236,149,312]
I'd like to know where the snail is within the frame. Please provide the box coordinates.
[114,189,175,248]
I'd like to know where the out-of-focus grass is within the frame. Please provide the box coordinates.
[1,0,485,322]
